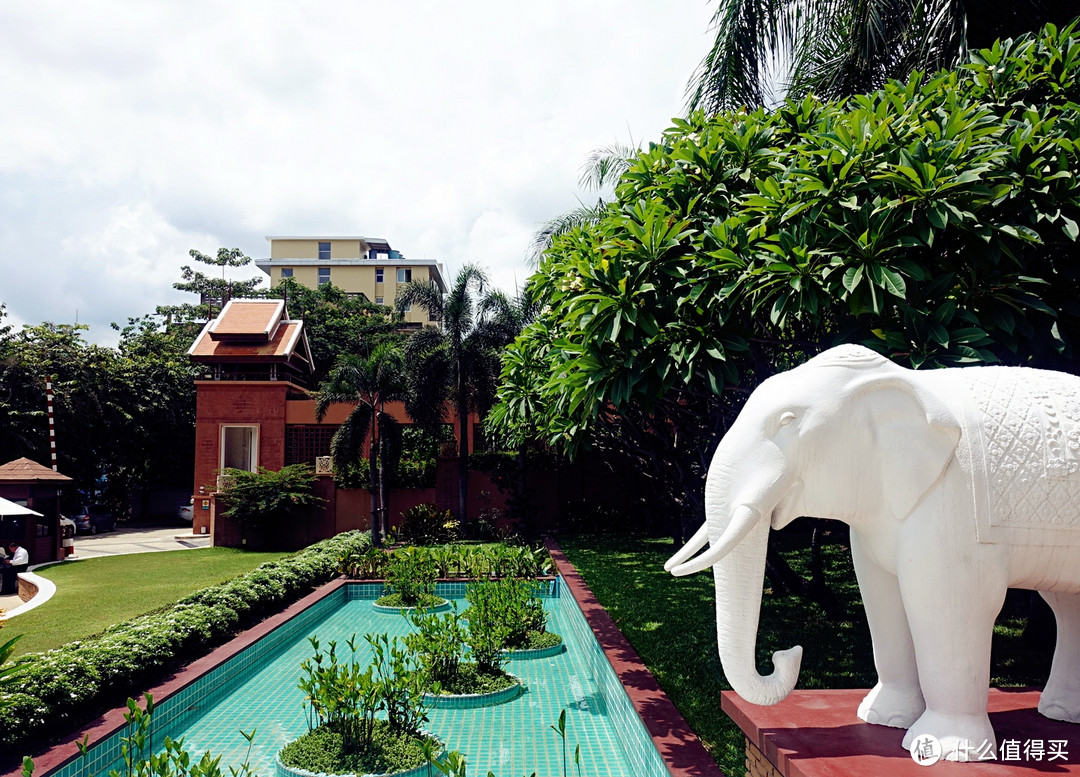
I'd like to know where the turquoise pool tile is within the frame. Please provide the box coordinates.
[48,580,666,777]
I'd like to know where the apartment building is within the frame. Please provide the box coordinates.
[255,236,448,327]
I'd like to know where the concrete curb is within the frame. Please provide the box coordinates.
[0,569,56,620]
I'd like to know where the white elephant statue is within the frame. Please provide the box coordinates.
[666,344,1080,761]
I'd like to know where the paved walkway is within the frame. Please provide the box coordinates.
[0,524,211,617]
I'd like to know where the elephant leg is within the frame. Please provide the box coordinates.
[1038,590,1080,723]
[850,532,924,728]
[897,517,1006,761]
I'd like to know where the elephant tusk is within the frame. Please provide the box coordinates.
[664,522,710,572]
[669,505,761,577]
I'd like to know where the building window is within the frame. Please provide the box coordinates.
[221,425,259,472]
[285,425,336,466]
[397,268,411,283]
[375,267,384,283]
[318,267,331,285]
[318,242,331,261]
[375,297,384,305]
[280,268,293,278]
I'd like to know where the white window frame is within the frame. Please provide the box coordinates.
[397,268,411,283]
[375,267,384,283]
[375,296,384,305]
[318,242,331,261]
[220,425,260,472]
[318,267,331,285]
[280,268,293,278]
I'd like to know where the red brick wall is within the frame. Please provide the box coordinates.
[192,381,292,535]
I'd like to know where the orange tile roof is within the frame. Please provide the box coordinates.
[189,321,304,361]
[208,300,284,341]
[0,457,73,482]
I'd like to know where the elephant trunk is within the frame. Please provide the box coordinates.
[711,509,802,705]
[664,426,803,706]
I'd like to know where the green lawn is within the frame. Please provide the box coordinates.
[558,533,1053,777]
[6,548,288,657]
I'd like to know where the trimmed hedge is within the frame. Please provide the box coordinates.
[0,530,372,760]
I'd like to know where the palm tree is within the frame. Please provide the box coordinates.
[314,341,406,547]
[396,265,530,521]
[687,0,1076,112]
[528,142,639,265]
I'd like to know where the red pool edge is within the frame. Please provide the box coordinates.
[19,544,724,777]
[546,538,725,777]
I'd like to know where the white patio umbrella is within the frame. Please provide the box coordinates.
[0,497,42,517]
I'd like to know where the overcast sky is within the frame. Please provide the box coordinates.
[0,1,716,346]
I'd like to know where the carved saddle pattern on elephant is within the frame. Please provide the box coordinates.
[951,366,1080,544]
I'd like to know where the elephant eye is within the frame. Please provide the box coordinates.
[778,411,796,427]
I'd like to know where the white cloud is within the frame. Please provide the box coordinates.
[0,0,715,346]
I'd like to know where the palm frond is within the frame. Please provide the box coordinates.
[444,265,489,350]
[331,404,373,472]
[404,344,452,431]
[578,143,639,192]
[528,199,611,267]
[395,279,444,321]
[686,0,794,112]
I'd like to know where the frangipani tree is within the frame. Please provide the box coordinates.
[491,24,1080,538]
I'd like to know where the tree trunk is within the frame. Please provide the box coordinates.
[369,408,381,547]
[377,411,390,541]
[764,530,845,620]
[457,367,469,522]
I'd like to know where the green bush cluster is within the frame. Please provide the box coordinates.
[287,633,434,775]
[377,548,440,608]
[339,543,553,582]
[405,606,514,694]
[0,531,372,758]
[465,579,552,654]
[395,503,460,545]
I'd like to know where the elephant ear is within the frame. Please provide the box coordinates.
[850,375,961,521]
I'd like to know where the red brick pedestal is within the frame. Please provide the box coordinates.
[723,689,1080,775]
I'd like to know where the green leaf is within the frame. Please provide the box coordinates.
[1063,216,1079,241]
[880,268,907,298]
[842,266,863,293]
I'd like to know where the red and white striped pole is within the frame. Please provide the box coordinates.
[45,375,57,471]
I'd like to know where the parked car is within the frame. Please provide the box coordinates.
[70,504,117,534]
[177,501,194,522]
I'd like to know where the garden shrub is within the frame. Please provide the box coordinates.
[0,530,372,759]
[465,578,555,657]
[395,503,459,545]
[403,604,517,696]
[288,633,435,775]
[340,542,553,581]
[404,607,467,686]
[377,547,440,608]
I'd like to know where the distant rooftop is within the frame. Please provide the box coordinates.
[0,457,72,483]
[265,236,390,246]
[207,299,285,342]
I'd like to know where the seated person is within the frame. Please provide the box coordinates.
[1,542,28,595]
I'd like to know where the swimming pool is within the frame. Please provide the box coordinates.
[47,580,671,777]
